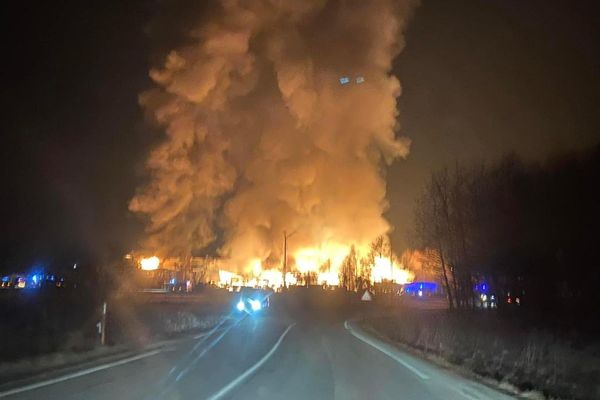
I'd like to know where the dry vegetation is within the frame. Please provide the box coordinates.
[0,288,233,382]
[364,311,600,400]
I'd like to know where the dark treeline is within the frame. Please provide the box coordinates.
[414,145,600,328]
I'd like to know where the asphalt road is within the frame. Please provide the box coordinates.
[0,292,516,400]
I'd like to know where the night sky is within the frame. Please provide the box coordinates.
[1,0,598,270]
[387,0,599,247]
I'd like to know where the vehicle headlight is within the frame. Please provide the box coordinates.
[236,300,245,311]
[249,299,261,311]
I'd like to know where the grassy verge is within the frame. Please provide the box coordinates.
[0,288,233,382]
[362,310,600,400]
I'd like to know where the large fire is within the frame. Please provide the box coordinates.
[128,1,416,278]
[140,256,160,271]
[317,271,339,286]
[294,244,348,286]
[295,244,348,273]
[371,256,413,284]
[219,266,297,290]
[216,245,413,289]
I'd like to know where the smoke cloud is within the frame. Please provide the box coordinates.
[130,0,417,271]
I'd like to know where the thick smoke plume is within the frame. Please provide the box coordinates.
[130,0,417,272]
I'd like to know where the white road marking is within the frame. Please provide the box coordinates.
[459,387,484,400]
[206,323,296,400]
[175,324,234,382]
[0,349,164,398]
[344,319,430,380]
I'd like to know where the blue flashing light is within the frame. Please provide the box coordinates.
[474,282,489,293]
[236,300,245,311]
[339,76,350,85]
[404,282,438,292]
[32,275,38,284]
[2,276,9,282]
[169,278,176,285]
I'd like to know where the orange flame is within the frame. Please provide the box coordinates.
[140,256,160,271]
[372,256,413,284]
[216,243,414,289]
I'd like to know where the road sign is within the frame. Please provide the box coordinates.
[361,290,372,301]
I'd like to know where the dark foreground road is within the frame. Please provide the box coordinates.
[0,292,515,400]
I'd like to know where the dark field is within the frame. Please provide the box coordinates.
[0,288,233,364]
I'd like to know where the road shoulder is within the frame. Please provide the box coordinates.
[347,318,534,400]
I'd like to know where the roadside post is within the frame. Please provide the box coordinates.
[100,301,107,345]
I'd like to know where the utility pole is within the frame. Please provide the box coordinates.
[283,231,287,289]
[282,230,297,290]
[389,237,394,303]
[389,236,394,282]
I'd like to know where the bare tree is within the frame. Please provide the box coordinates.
[370,235,390,259]
[412,147,600,316]
[358,256,372,289]
[340,245,358,291]
[414,172,458,309]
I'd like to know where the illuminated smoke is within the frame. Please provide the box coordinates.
[130,0,418,272]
